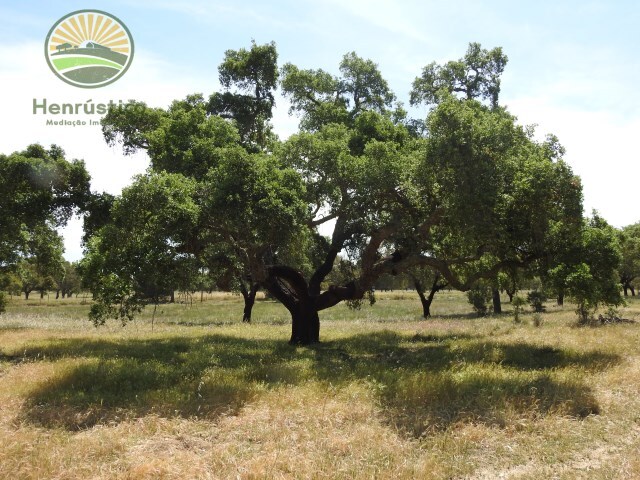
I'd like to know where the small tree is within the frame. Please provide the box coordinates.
[558,215,622,325]
[54,261,82,299]
[408,267,448,318]
[467,282,492,316]
[0,292,7,314]
[512,295,526,323]
[497,268,524,303]
[17,260,39,300]
[0,272,22,297]
[527,289,547,313]
[82,172,201,325]
[617,223,640,296]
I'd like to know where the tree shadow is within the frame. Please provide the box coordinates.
[15,329,620,435]
[428,311,492,320]
[308,330,615,435]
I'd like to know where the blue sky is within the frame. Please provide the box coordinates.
[1,0,639,260]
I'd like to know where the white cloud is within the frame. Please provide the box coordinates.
[122,0,302,31]
[507,95,640,227]
[317,0,434,45]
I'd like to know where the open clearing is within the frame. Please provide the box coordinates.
[1,291,639,479]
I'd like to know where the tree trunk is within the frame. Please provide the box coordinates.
[416,287,431,318]
[557,292,564,306]
[623,282,636,297]
[151,303,157,332]
[505,288,515,303]
[412,277,427,317]
[55,290,60,299]
[170,290,175,303]
[308,247,339,296]
[413,275,446,318]
[240,281,259,323]
[264,266,321,344]
[492,288,501,314]
[289,299,320,344]
[40,290,45,299]
[24,290,30,300]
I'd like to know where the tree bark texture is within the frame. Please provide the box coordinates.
[412,273,447,318]
[240,281,259,323]
[492,288,501,314]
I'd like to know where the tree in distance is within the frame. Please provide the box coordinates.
[0,144,90,307]
[550,213,622,325]
[617,223,640,297]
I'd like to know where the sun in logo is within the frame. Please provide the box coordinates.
[45,10,134,88]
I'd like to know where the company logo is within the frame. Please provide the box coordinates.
[44,10,134,88]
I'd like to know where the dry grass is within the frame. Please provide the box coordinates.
[1,292,640,479]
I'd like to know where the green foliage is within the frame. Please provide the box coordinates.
[512,295,527,323]
[97,41,588,340]
[208,40,279,151]
[345,289,376,311]
[467,282,492,316]
[617,222,640,295]
[54,261,82,298]
[557,215,623,324]
[88,273,143,326]
[281,51,396,131]
[7,225,65,299]
[0,291,6,314]
[410,42,508,108]
[0,144,90,266]
[81,192,114,246]
[419,95,582,272]
[201,150,308,249]
[0,271,21,296]
[0,145,84,304]
[82,172,201,323]
[102,95,240,179]
[527,289,547,313]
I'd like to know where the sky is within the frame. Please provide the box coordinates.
[1,0,639,261]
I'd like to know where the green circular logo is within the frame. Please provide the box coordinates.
[44,9,134,88]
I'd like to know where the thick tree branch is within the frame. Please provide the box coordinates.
[309,212,339,227]
[308,209,349,295]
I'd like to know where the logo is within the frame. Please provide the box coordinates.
[44,10,134,88]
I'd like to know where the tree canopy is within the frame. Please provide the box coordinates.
[0,145,90,307]
[89,41,589,343]
[0,144,90,266]
[410,42,508,109]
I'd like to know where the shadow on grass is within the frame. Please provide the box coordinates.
[16,329,620,434]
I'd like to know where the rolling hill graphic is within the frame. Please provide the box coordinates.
[45,11,134,87]
[51,41,128,84]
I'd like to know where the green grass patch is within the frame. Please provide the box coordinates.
[12,327,616,434]
[1,291,639,478]
[52,56,123,71]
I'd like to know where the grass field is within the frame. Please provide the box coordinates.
[1,291,639,479]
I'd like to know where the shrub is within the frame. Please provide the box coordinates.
[527,289,547,313]
[532,313,543,327]
[512,295,527,323]
[467,283,492,316]
[564,263,623,326]
[0,291,6,314]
